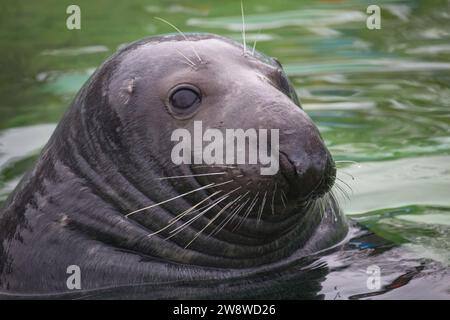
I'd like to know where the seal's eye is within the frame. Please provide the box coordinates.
[166,84,202,119]
[170,86,201,110]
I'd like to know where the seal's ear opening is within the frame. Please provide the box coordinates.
[165,84,202,119]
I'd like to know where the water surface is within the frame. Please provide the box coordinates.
[1,0,449,299]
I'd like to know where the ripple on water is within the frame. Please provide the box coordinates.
[336,156,450,214]
[187,9,367,31]
[38,69,95,95]
[40,46,109,56]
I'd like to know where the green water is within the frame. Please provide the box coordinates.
[0,0,449,298]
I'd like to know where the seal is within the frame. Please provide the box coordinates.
[0,34,348,298]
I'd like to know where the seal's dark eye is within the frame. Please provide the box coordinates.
[170,87,201,109]
[166,84,202,119]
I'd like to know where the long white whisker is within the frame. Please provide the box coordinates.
[257,191,267,224]
[329,190,339,222]
[165,195,230,240]
[210,192,250,236]
[183,202,212,217]
[212,179,235,188]
[180,180,236,216]
[280,193,286,208]
[251,40,257,56]
[334,182,350,201]
[281,190,288,206]
[158,172,226,180]
[336,177,353,194]
[337,170,355,180]
[240,1,247,55]
[125,182,216,217]
[166,186,241,240]
[251,29,261,56]
[319,197,326,219]
[149,190,222,237]
[233,192,259,231]
[176,49,196,67]
[333,183,345,201]
[154,17,202,62]
[192,165,237,169]
[180,60,196,68]
[185,187,242,248]
[271,183,277,215]
[168,190,222,223]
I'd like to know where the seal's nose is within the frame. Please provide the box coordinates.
[279,127,336,201]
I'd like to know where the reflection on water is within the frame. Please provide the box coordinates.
[0,0,449,299]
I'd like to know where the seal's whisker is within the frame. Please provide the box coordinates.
[125,182,216,217]
[158,172,226,180]
[154,17,202,62]
[184,201,214,217]
[333,181,348,198]
[271,183,277,215]
[337,170,355,181]
[281,190,288,206]
[336,177,353,194]
[182,180,237,216]
[321,196,327,218]
[322,195,329,217]
[210,192,250,236]
[149,190,222,237]
[176,49,196,67]
[280,193,287,209]
[180,60,196,69]
[306,198,316,213]
[213,179,235,187]
[315,198,321,219]
[229,195,250,223]
[257,191,267,224]
[251,39,257,56]
[333,181,350,201]
[329,190,339,222]
[170,187,240,233]
[233,192,259,231]
[167,189,222,223]
[165,193,231,240]
[185,195,242,248]
[166,186,241,239]
[310,199,319,219]
[251,29,261,56]
[184,188,242,248]
[192,165,237,169]
[240,1,247,55]
[325,193,332,219]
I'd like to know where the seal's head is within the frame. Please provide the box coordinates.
[54,34,344,268]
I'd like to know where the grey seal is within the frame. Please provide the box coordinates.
[0,34,347,298]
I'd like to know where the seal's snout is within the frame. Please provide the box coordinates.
[279,125,336,202]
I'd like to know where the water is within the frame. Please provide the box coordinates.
[1,0,449,299]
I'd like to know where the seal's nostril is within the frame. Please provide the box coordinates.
[279,149,335,201]
[279,151,300,186]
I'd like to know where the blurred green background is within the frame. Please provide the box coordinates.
[0,0,449,275]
